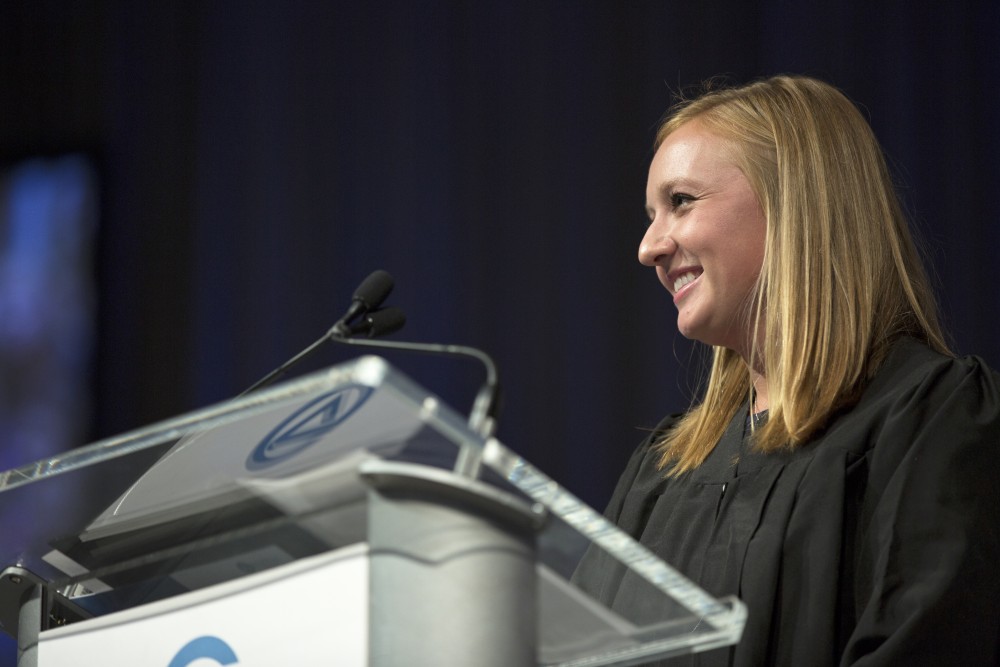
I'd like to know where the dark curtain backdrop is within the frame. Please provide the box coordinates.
[2,0,999,513]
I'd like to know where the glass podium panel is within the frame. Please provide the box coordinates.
[0,356,745,666]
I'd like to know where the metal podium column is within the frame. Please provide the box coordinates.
[16,585,41,667]
[360,460,545,667]
[1,567,46,667]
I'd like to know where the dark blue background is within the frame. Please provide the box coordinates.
[1,3,998,658]
[4,0,999,508]
[4,0,999,506]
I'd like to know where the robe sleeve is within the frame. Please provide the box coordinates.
[842,356,1000,665]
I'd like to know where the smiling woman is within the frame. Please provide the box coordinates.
[574,75,1000,666]
[640,119,767,361]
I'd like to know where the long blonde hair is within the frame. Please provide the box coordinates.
[655,75,949,474]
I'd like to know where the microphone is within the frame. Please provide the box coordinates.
[240,271,396,395]
[337,306,407,338]
[333,269,394,336]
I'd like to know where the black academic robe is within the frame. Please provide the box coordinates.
[574,338,1000,665]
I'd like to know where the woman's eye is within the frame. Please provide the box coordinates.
[670,193,695,208]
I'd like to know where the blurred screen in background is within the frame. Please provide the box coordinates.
[0,155,97,662]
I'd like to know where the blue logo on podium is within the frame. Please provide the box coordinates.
[246,385,374,469]
[168,636,238,666]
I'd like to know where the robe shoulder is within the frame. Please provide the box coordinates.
[580,339,1000,666]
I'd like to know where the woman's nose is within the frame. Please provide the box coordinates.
[638,220,676,266]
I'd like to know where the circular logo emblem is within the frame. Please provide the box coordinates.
[168,636,238,666]
[246,385,374,470]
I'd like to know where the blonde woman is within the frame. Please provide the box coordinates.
[576,76,1000,665]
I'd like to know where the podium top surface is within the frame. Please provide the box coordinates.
[0,355,744,666]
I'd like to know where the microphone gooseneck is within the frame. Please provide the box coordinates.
[243,269,502,466]
[327,327,501,439]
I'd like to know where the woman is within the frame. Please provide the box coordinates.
[575,75,1000,665]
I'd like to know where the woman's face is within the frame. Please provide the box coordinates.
[640,119,766,358]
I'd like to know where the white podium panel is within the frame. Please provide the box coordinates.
[39,545,368,666]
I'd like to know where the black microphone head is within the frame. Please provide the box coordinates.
[353,270,394,310]
[365,306,406,338]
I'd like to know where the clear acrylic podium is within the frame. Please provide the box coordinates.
[0,356,745,666]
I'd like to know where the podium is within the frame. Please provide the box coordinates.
[0,356,745,665]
